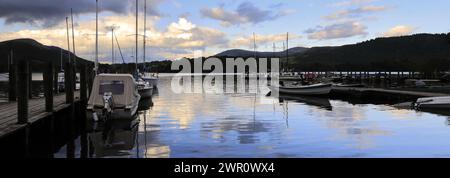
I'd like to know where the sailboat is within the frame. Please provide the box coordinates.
[139,0,158,89]
[87,0,141,122]
[134,0,154,99]
[269,32,332,96]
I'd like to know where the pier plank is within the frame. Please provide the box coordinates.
[0,91,80,138]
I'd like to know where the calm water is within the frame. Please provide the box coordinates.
[55,77,450,158]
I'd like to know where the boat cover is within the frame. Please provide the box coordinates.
[88,74,139,108]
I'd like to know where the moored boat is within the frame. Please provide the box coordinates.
[415,96,450,109]
[87,74,141,122]
[137,79,153,99]
[269,83,332,96]
[142,76,159,88]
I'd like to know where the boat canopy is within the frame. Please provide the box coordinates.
[88,74,139,108]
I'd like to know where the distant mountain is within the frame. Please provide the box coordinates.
[0,38,93,72]
[214,47,309,58]
[290,33,450,72]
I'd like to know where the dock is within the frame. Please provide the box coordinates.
[0,92,80,138]
[0,58,93,158]
[331,87,448,102]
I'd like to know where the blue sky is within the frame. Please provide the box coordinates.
[0,0,449,62]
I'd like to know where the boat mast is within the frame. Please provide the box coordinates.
[95,0,99,75]
[143,0,147,72]
[135,0,139,74]
[71,8,76,65]
[253,32,257,59]
[66,17,71,64]
[286,32,289,72]
[60,48,63,71]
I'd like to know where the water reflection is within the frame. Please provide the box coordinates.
[55,77,450,158]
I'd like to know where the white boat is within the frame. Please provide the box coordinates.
[269,83,332,96]
[415,96,450,109]
[142,76,159,88]
[87,74,141,121]
[136,79,153,99]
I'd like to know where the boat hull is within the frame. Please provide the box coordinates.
[142,77,159,88]
[270,84,332,96]
[138,87,153,99]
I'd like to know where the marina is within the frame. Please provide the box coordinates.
[0,0,449,161]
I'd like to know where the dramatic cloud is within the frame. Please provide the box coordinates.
[382,25,416,37]
[200,2,289,27]
[230,33,301,49]
[0,0,164,27]
[0,16,228,62]
[324,5,388,20]
[305,21,367,40]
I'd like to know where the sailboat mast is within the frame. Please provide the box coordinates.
[66,17,71,64]
[71,8,76,58]
[95,0,99,75]
[143,0,147,72]
[253,32,257,58]
[286,32,289,72]
[135,0,139,74]
[112,27,115,64]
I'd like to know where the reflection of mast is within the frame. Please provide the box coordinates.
[143,111,148,158]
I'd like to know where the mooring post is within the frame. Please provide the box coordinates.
[17,60,29,124]
[28,64,33,99]
[79,64,89,158]
[65,62,74,104]
[44,62,54,112]
[54,69,59,94]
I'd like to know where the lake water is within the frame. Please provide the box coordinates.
[55,77,450,158]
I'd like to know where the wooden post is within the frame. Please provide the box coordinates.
[44,62,54,112]
[54,69,59,94]
[8,53,16,101]
[28,64,33,99]
[80,65,87,104]
[17,60,29,124]
[65,62,74,104]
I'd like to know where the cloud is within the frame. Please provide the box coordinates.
[0,0,164,27]
[324,5,388,21]
[200,1,289,27]
[331,0,377,7]
[305,21,367,40]
[0,16,228,61]
[382,25,416,37]
[230,33,301,49]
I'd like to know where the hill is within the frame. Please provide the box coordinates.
[290,33,450,72]
[214,47,309,58]
[0,38,93,72]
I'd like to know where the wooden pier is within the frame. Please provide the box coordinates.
[331,87,448,102]
[0,56,93,158]
[0,92,80,138]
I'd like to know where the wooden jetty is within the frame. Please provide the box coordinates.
[0,58,93,158]
[331,87,448,101]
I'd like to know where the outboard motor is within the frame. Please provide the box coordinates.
[101,92,115,121]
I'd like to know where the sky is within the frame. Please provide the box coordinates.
[0,0,449,63]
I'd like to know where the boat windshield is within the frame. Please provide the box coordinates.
[99,81,125,95]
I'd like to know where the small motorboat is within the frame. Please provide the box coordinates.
[142,75,159,89]
[136,79,153,99]
[269,83,332,96]
[415,96,450,109]
[87,74,141,122]
[279,94,332,110]
[333,83,366,88]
